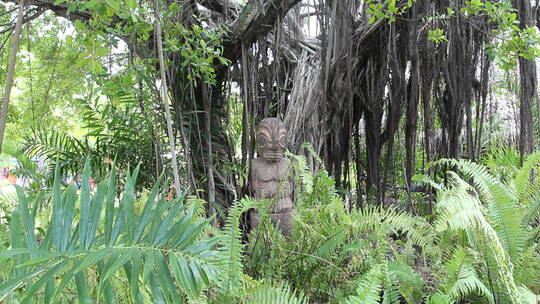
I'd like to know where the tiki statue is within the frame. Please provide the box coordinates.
[249,118,294,236]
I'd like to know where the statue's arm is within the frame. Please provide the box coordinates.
[247,159,258,198]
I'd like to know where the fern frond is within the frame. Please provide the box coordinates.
[513,245,540,288]
[387,262,424,303]
[425,292,454,304]
[513,152,540,199]
[383,208,433,248]
[482,146,520,180]
[437,159,525,264]
[441,247,494,304]
[349,206,433,249]
[246,283,308,304]
[344,264,385,304]
[287,152,314,194]
[433,170,522,304]
[517,285,539,304]
[218,197,260,293]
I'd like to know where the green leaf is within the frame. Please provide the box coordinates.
[15,186,37,251]
[20,261,69,304]
[122,166,139,244]
[126,0,137,10]
[79,160,91,249]
[134,174,163,243]
[104,166,117,245]
[86,181,107,249]
[100,250,138,283]
[75,272,92,304]
[106,0,120,11]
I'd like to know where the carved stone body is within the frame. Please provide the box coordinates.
[250,118,294,236]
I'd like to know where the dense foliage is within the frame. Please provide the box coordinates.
[0,0,539,303]
[0,151,539,303]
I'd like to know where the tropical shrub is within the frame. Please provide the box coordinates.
[0,162,220,303]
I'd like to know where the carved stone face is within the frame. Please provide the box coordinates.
[256,118,287,162]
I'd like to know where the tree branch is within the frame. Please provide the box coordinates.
[0,7,45,34]
[220,0,300,65]
[1,0,301,69]
[198,0,241,15]
[1,0,91,21]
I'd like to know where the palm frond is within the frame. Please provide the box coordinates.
[22,128,89,177]
[0,162,222,303]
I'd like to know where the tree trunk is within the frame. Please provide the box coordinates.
[364,110,382,203]
[153,0,181,197]
[405,6,420,186]
[518,59,535,157]
[466,96,474,159]
[202,81,217,221]
[513,0,537,160]
[0,0,24,153]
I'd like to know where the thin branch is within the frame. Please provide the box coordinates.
[153,0,181,197]
[0,7,45,34]
[0,0,91,21]
[0,0,24,153]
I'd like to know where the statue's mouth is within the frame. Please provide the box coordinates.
[263,152,283,160]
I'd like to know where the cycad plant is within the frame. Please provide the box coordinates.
[0,161,221,303]
[22,91,162,188]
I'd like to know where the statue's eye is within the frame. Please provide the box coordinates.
[258,135,269,146]
[278,134,287,147]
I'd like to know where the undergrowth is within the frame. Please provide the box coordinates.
[0,151,538,303]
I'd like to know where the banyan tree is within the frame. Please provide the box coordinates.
[1,0,538,215]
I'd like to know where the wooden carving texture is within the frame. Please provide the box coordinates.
[250,118,294,236]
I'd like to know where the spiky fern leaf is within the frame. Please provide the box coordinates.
[307,199,349,261]
[513,245,540,289]
[343,263,385,304]
[517,285,540,304]
[437,159,525,264]
[425,293,454,304]
[512,152,540,228]
[440,247,494,304]
[387,262,425,303]
[217,197,260,293]
[482,146,520,181]
[349,206,433,249]
[382,207,433,248]
[433,170,522,304]
[245,283,307,304]
[513,152,540,199]
[286,152,314,194]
